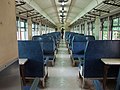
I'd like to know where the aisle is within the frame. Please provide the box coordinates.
[41,39,80,90]
[40,38,114,90]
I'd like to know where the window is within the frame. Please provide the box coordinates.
[102,20,108,40]
[32,22,39,36]
[50,28,55,33]
[91,22,95,35]
[74,25,79,33]
[42,25,45,34]
[81,24,85,34]
[87,23,90,35]
[112,18,120,40]
[88,22,95,35]
[76,25,80,33]
[32,23,35,36]
[16,18,20,40]
[16,18,28,40]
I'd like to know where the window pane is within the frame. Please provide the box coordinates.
[103,31,108,40]
[113,18,118,26]
[112,27,119,30]
[21,22,24,27]
[16,21,18,28]
[102,20,108,40]
[89,30,93,35]
[103,21,108,29]
[35,24,38,29]
[32,23,35,29]
[119,18,120,26]
[112,18,120,40]
[17,32,20,40]
[103,27,108,31]
[21,28,25,31]
[112,31,120,40]
[91,22,95,35]
[21,31,25,40]
[26,22,28,28]
[32,29,35,36]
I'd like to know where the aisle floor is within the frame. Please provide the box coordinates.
[40,39,95,90]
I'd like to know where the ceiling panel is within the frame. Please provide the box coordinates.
[44,9,57,17]
[34,0,52,9]
[66,0,93,24]
[74,0,92,8]
[17,0,120,27]
[16,0,95,26]
[70,6,83,12]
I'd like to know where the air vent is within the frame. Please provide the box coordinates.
[58,0,68,3]
[60,15,65,17]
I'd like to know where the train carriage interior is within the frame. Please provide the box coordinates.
[0,0,120,90]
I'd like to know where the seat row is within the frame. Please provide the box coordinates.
[65,32,95,66]
[79,40,120,89]
[18,32,61,88]
[65,31,120,90]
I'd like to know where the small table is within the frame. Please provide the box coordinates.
[19,59,28,85]
[101,58,120,90]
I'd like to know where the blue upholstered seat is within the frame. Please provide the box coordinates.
[18,40,47,87]
[82,40,120,78]
[85,35,95,41]
[32,35,56,66]
[78,40,120,89]
[71,35,87,66]
[41,36,56,66]
[32,35,43,41]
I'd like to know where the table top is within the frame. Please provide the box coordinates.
[19,59,28,65]
[101,58,120,65]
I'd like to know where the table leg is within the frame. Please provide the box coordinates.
[20,65,26,85]
[103,65,109,90]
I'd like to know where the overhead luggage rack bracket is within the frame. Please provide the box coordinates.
[93,8,110,13]
[84,15,96,18]
[87,12,100,16]
[16,2,26,7]
[27,13,39,17]
[19,9,34,14]
[103,1,120,7]
[32,15,43,19]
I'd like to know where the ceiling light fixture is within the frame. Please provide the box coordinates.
[61,2,65,5]
[58,0,68,25]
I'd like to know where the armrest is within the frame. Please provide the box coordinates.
[54,49,57,54]
[44,57,49,66]
[78,58,84,66]
[19,58,28,85]
[19,58,28,65]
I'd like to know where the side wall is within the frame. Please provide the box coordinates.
[0,0,18,70]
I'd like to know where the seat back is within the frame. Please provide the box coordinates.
[18,40,44,77]
[32,36,43,41]
[68,33,78,49]
[85,35,95,41]
[84,40,120,78]
[42,36,55,54]
[72,35,87,54]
